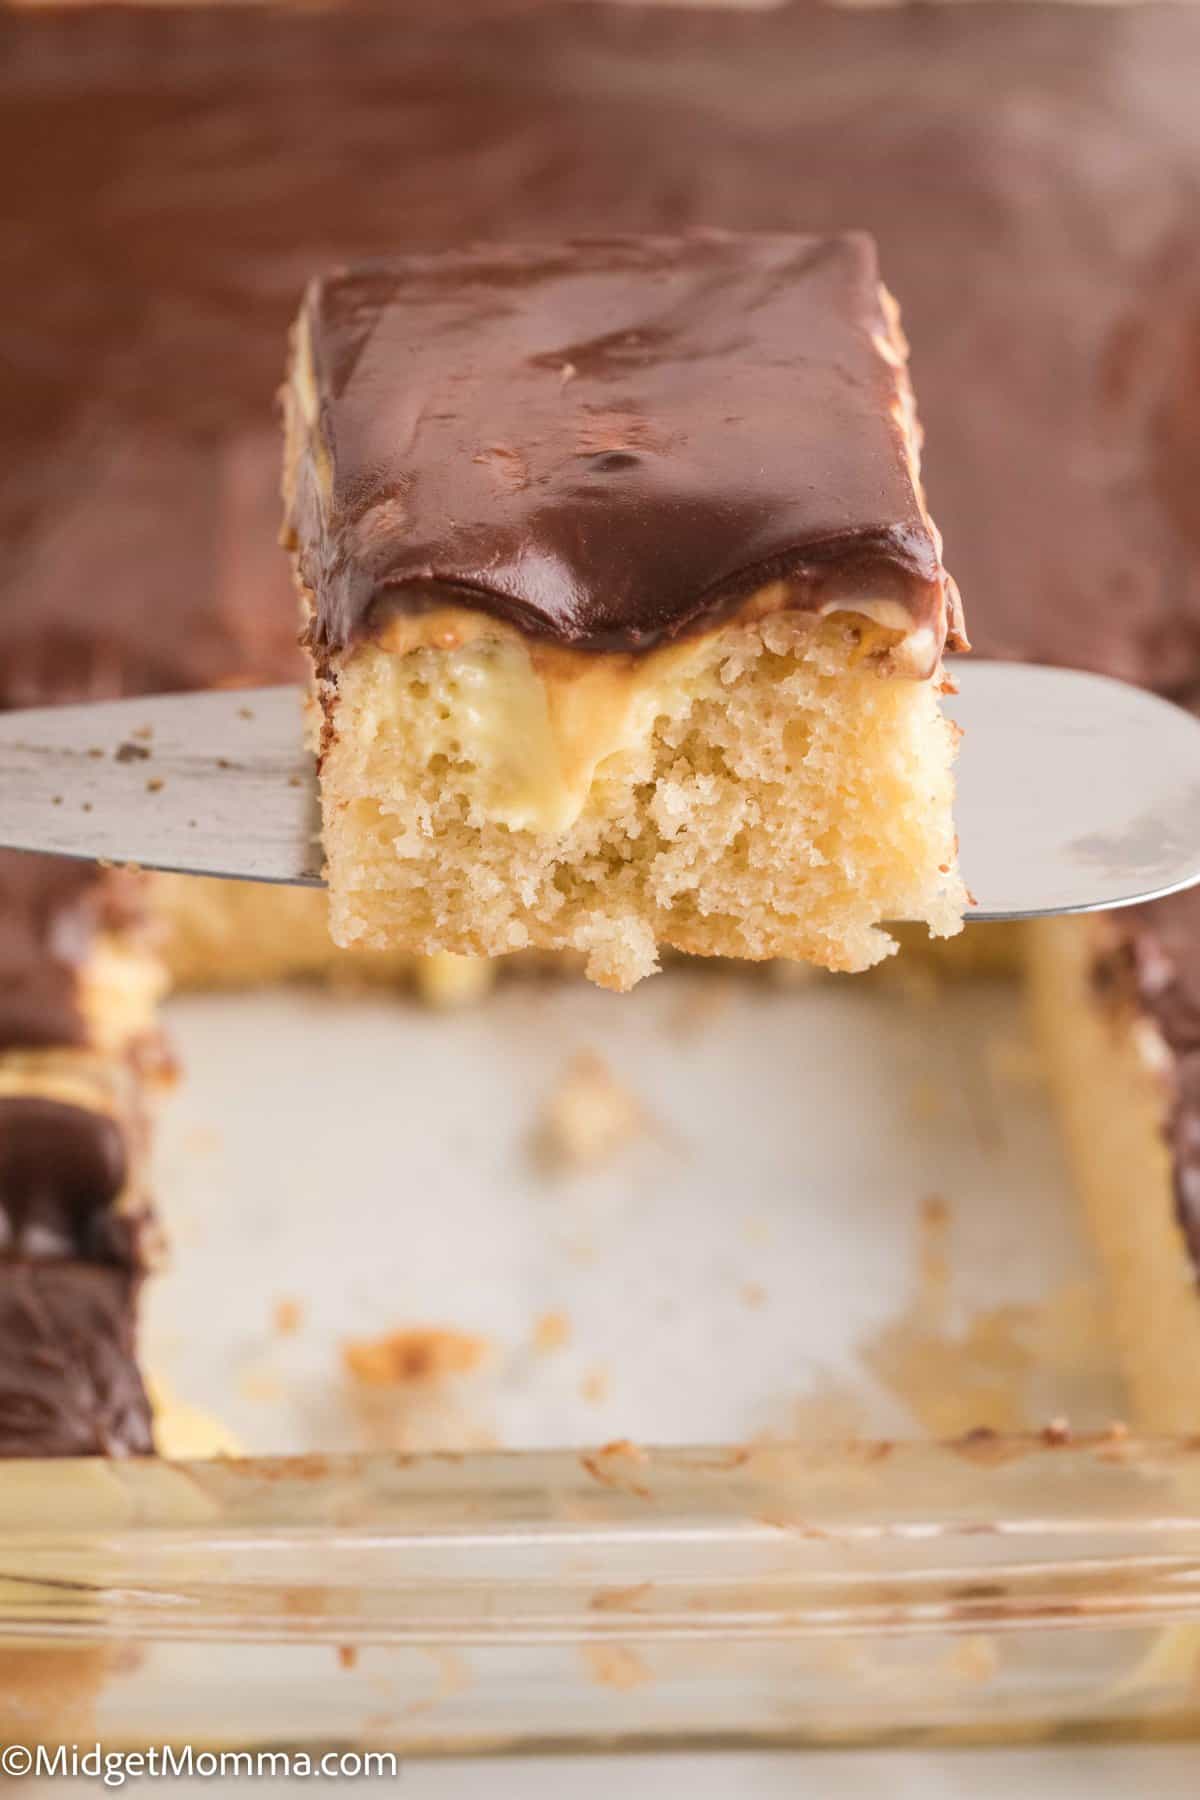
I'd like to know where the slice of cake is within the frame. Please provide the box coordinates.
[285,233,969,991]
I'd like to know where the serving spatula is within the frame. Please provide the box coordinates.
[2,661,1200,923]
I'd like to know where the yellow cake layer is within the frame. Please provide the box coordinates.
[312,609,967,992]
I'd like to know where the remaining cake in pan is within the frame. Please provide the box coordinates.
[0,1053,158,1456]
[286,234,968,989]
[0,1263,152,1458]
[1028,898,1200,1433]
[0,855,166,1062]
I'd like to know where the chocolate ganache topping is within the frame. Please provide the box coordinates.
[292,234,963,661]
[0,1096,139,1268]
[0,1264,153,1459]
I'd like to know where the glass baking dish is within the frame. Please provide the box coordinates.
[7,0,1200,1758]
[6,1435,1200,1752]
[3,969,1200,1753]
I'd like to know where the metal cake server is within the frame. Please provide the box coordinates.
[2,661,1200,923]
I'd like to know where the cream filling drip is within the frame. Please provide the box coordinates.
[370,598,936,837]
[376,619,711,835]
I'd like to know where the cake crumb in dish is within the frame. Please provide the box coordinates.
[533,1309,571,1354]
[343,1327,496,1455]
[273,1296,305,1337]
[581,1645,653,1691]
[342,1326,489,1387]
[237,1367,286,1407]
[580,1366,611,1405]
[580,1439,651,1499]
[532,1051,645,1174]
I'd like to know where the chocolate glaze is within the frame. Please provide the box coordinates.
[0,1262,152,1459]
[293,235,961,661]
[0,1096,144,1268]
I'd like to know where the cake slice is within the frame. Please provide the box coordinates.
[285,233,968,991]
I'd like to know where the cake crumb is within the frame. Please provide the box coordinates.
[115,740,150,763]
[238,1367,286,1406]
[947,1635,999,1684]
[580,1438,650,1498]
[273,1297,304,1337]
[146,777,164,793]
[532,1051,645,1173]
[740,1281,767,1310]
[590,1582,654,1613]
[345,1328,497,1455]
[581,1645,652,1691]
[343,1326,489,1388]
[580,1365,610,1405]
[336,1645,357,1672]
[533,1310,571,1354]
